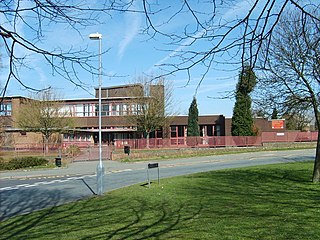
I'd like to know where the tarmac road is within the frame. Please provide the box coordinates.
[0,149,315,221]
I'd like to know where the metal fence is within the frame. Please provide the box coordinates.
[72,144,113,161]
[1,131,317,161]
[114,131,318,149]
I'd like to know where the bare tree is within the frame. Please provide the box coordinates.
[1,1,319,98]
[255,10,320,182]
[0,1,143,98]
[126,76,175,148]
[17,90,74,154]
[284,110,312,131]
[140,1,320,87]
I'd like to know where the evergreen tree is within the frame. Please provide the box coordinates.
[271,107,278,119]
[187,97,200,136]
[231,65,256,136]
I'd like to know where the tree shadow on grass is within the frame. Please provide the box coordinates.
[0,186,204,239]
[1,163,320,239]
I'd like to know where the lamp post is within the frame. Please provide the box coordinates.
[89,32,104,195]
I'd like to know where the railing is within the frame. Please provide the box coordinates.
[1,132,317,154]
[114,131,318,149]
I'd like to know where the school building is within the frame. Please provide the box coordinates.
[0,84,279,148]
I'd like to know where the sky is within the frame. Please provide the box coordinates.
[0,0,266,117]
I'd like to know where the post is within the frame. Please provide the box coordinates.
[147,163,159,188]
[97,34,104,195]
[89,32,105,195]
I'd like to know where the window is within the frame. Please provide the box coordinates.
[215,125,221,136]
[207,125,214,136]
[112,104,117,116]
[102,104,109,116]
[178,126,185,137]
[75,104,83,117]
[144,84,150,97]
[131,104,137,115]
[171,126,177,138]
[137,104,142,114]
[156,129,163,138]
[0,102,12,116]
[122,104,128,115]
[118,104,123,115]
[60,105,72,116]
[83,104,91,116]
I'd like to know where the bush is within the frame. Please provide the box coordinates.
[0,156,48,170]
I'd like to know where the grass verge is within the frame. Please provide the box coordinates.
[116,142,316,162]
[1,161,320,239]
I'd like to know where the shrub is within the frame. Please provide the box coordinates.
[0,156,48,170]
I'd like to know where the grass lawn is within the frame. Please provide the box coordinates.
[1,162,320,239]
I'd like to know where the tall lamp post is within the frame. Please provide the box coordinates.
[89,32,104,195]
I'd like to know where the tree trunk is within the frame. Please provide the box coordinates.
[312,129,320,182]
[146,132,150,149]
[44,136,49,156]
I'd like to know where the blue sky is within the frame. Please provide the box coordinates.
[0,0,260,117]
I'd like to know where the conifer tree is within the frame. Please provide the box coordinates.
[231,66,256,136]
[271,107,278,119]
[187,97,200,136]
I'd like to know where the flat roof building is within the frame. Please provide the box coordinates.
[0,84,274,147]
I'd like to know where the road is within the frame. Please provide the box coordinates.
[0,149,315,221]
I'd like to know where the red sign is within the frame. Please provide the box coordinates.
[272,119,284,129]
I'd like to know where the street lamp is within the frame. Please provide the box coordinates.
[89,32,104,195]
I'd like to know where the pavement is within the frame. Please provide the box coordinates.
[0,148,316,180]
[0,156,208,180]
[0,159,142,180]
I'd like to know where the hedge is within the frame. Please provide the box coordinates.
[0,156,49,170]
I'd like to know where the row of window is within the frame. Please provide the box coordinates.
[63,126,220,142]
[170,125,221,137]
[61,103,143,117]
[0,101,149,118]
[0,102,12,116]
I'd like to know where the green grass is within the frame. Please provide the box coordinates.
[1,162,320,239]
[117,142,316,162]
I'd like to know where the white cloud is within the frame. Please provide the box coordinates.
[118,2,141,60]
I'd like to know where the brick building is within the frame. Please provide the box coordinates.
[0,84,273,147]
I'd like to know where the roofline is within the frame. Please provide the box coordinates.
[96,84,142,90]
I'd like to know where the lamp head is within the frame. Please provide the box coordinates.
[89,32,102,40]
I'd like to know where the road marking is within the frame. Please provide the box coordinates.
[0,186,19,191]
[0,176,87,192]
[110,169,133,173]
[0,173,100,192]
